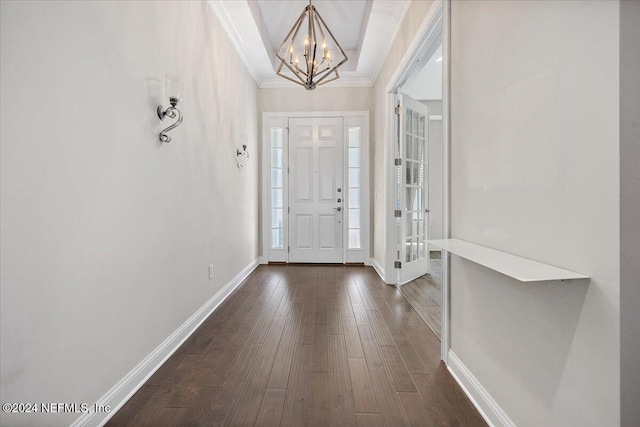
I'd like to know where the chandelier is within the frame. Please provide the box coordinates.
[275,0,348,90]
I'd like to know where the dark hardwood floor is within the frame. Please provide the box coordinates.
[399,253,443,338]
[106,265,486,427]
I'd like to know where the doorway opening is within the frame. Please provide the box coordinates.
[384,0,448,354]
[261,112,370,265]
[395,43,444,339]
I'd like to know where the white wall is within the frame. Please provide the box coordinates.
[450,1,619,426]
[259,87,372,113]
[0,1,259,426]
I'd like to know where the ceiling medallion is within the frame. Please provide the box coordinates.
[275,0,348,90]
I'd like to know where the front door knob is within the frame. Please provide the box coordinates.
[334,207,342,212]
[337,188,342,192]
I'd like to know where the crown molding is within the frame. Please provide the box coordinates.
[259,76,374,89]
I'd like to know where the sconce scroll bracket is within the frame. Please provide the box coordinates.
[157,98,183,143]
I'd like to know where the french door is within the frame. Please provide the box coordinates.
[288,117,344,263]
[396,94,430,284]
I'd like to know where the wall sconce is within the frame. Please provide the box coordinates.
[237,144,249,169]
[157,74,184,143]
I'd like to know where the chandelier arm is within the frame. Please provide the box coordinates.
[277,54,309,79]
[276,72,306,88]
[313,10,348,61]
[277,11,305,56]
[312,64,334,80]
[313,14,327,56]
[314,57,347,85]
[317,70,340,87]
[276,56,308,84]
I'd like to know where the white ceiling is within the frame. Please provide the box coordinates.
[208,0,410,88]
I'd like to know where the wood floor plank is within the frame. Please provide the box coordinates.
[348,357,379,414]
[344,317,365,358]
[105,385,159,426]
[280,344,313,427]
[204,343,261,426]
[327,304,344,335]
[433,366,488,426]
[366,309,396,346]
[267,321,301,389]
[379,345,417,392]
[410,372,461,426]
[353,304,369,326]
[125,384,179,426]
[398,392,439,427]
[308,371,331,427]
[255,388,286,427]
[229,316,287,426]
[171,386,222,426]
[356,413,383,427]
[358,324,409,427]
[312,323,329,372]
[328,334,358,426]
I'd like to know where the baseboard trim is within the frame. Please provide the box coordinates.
[447,350,516,427]
[371,257,386,282]
[71,257,261,427]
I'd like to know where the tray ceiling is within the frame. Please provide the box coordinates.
[208,0,410,88]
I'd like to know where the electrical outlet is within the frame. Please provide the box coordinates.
[208,264,214,279]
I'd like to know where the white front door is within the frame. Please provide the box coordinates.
[288,117,344,263]
[397,93,430,284]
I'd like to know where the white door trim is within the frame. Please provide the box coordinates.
[262,111,370,265]
[383,0,450,363]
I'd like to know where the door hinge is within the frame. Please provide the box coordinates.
[394,261,402,269]
[287,166,290,174]
[394,209,402,218]
[395,106,401,115]
[394,158,402,166]
[288,246,290,253]
[288,206,290,213]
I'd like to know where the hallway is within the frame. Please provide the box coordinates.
[107,265,485,426]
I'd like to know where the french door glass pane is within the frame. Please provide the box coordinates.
[412,162,420,185]
[417,137,425,162]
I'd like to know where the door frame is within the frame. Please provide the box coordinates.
[384,0,451,363]
[261,111,370,265]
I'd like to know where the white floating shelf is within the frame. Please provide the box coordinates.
[427,239,589,282]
